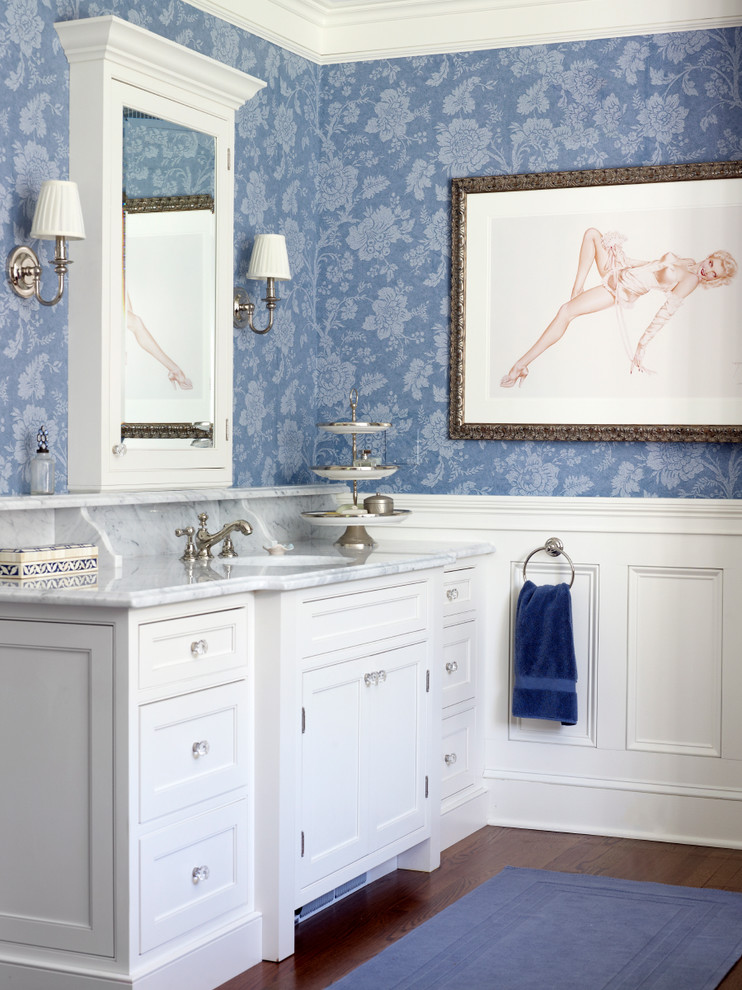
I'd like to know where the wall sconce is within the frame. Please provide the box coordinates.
[7,180,85,307]
[233,233,291,335]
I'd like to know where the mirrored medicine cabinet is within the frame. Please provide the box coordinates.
[58,15,265,492]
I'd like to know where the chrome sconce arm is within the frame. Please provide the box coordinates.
[6,180,85,309]
[233,279,281,335]
[233,233,291,335]
[7,238,73,307]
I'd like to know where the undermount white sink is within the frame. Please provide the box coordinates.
[220,554,353,568]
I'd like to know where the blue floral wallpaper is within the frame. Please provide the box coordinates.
[0,1,740,497]
[123,112,216,198]
[313,33,742,498]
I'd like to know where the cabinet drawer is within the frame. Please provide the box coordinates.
[442,568,473,615]
[442,617,476,709]
[139,800,248,953]
[441,707,476,800]
[298,580,428,657]
[139,681,249,823]
[139,607,247,690]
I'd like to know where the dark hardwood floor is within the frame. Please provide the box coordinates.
[218,826,742,990]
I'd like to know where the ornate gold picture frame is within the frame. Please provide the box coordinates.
[449,161,742,441]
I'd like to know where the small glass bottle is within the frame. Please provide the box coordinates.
[30,425,55,495]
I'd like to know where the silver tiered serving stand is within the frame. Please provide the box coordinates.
[303,388,410,549]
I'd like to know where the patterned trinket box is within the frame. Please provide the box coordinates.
[0,543,99,581]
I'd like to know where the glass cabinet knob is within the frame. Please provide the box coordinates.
[192,865,210,884]
[192,740,210,759]
[190,639,209,658]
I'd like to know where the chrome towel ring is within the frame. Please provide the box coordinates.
[522,536,575,588]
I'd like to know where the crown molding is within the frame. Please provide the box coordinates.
[57,14,265,108]
[185,0,741,63]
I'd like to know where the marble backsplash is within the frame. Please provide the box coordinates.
[0,485,347,567]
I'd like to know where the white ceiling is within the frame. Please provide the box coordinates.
[186,0,741,63]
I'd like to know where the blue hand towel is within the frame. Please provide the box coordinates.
[512,580,578,725]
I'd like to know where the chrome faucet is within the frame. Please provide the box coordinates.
[176,512,253,560]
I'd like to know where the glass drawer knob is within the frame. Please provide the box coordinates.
[192,740,210,759]
[192,865,210,884]
[446,588,459,601]
[191,639,208,657]
[444,752,458,766]
[445,661,459,674]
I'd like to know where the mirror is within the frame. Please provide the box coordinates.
[58,16,265,491]
[122,110,216,446]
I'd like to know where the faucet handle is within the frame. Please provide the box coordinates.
[175,525,197,561]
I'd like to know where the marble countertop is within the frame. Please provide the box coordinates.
[0,483,344,511]
[0,540,494,609]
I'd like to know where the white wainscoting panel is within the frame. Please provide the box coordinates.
[508,561,598,748]
[380,495,742,848]
[627,566,722,758]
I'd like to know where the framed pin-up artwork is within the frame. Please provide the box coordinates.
[449,161,742,441]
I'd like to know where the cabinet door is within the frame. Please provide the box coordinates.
[300,642,428,889]
[366,642,428,850]
[0,619,114,956]
[300,657,367,887]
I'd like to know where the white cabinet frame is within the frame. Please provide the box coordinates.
[57,16,265,491]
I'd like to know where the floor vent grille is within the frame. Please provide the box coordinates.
[295,873,368,923]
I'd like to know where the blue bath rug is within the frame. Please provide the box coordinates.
[329,867,742,989]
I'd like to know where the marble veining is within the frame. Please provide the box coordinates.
[0,507,55,551]
[0,485,348,567]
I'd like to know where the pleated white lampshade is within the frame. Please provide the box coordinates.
[30,180,86,241]
[246,234,291,281]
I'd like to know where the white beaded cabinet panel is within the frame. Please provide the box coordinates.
[0,596,259,990]
[0,618,114,957]
[253,569,443,964]
[440,560,488,849]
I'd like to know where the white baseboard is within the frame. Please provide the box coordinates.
[441,787,489,851]
[488,774,742,849]
[0,915,262,990]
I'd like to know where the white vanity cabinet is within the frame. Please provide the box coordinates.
[254,568,443,963]
[0,597,259,990]
[0,540,492,987]
[439,559,488,849]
